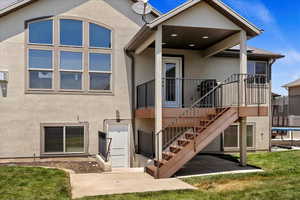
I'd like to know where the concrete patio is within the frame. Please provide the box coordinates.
[70,155,263,198]
[70,170,196,199]
[175,154,262,177]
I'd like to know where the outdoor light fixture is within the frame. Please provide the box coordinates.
[189,44,196,47]
[0,71,8,82]
[171,33,178,37]
[202,36,209,39]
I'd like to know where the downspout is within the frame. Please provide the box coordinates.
[268,58,276,152]
[126,50,137,152]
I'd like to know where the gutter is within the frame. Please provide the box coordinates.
[126,50,137,150]
[268,58,276,152]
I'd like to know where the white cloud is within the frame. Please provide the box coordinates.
[278,49,300,65]
[223,0,286,43]
[224,0,274,24]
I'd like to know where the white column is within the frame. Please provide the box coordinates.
[240,30,247,106]
[240,30,247,74]
[155,25,163,160]
[239,30,247,166]
[239,117,247,166]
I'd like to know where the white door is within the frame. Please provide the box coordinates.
[108,124,129,168]
[163,57,182,108]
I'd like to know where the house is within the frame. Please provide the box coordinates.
[283,79,300,127]
[271,93,288,139]
[0,0,283,178]
[272,93,288,128]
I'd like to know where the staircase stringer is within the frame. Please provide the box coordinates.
[158,107,239,178]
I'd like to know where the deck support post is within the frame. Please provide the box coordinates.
[239,30,247,167]
[239,117,247,166]
[155,25,163,161]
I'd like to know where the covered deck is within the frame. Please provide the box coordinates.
[126,0,265,166]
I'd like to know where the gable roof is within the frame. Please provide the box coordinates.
[126,0,263,51]
[283,79,300,89]
[0,0,161,18]
[148,0,262,37]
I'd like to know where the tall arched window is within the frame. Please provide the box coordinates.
[26,17,113,93]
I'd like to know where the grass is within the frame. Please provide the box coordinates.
[0,166,70,200]
[1,151,300,200]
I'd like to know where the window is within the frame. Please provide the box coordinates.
[60,51,83,90]
[29,20,53,44]
[247,125,254,147]
[45,127,64,152]
[224,125,238,148]
[28,49,53,89]
[43,124,86,154]
[89,23,111,48]
[247,61,267,84]
[89,53,111,90]
[26,17,113,93]
[60,19,83,46]
[223,124,255,148]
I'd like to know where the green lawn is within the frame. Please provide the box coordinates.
[1,151,300,200]
[0,166,70,200]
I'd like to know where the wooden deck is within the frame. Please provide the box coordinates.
[135,106,268,119]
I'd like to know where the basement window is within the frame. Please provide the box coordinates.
[223,124,255,149]
[42,123,87,155]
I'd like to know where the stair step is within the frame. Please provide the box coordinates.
[170,145,183,153]
[178,139,191,147]
[154,159,168,167]
[194,126,206,132]
[185,132,197,139]
[145,165,156,177]
[162,152,175,160]
[199,119,211,122]
[208,114,216,120]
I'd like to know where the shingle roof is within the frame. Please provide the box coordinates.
[216,45,284,59]
[282,79,300,88]
[0,0,161,17]
[0,0,22,10]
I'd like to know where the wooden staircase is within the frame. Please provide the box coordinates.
[145,107,239,178]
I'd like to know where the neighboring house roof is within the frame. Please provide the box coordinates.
[0,0,161,17]
[217,45,285,59]
[282,79,300,89]
[272,92,281,98]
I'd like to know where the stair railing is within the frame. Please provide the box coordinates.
[153,73,267,178]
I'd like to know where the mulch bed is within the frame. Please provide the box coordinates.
[0,161,103,174]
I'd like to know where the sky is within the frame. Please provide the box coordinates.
[149,0,300,95]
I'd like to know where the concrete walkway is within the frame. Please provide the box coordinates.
[70,170,196,199]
